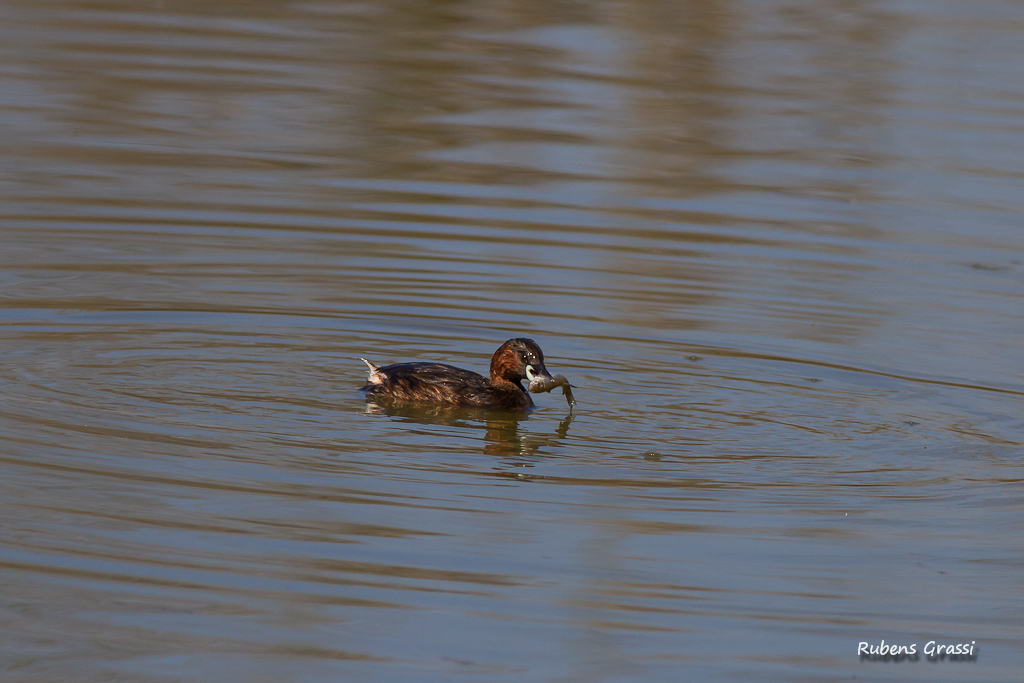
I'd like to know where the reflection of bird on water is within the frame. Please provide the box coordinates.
[363,399,574,459]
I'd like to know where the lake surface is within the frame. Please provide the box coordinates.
[1,0,1023,681]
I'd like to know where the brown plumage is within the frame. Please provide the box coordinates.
[359,338,555,411]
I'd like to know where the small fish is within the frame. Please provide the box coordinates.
[528,373,576,412]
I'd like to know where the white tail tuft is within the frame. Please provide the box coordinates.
[359,358,383,384]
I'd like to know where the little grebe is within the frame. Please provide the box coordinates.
[360,338,559,411]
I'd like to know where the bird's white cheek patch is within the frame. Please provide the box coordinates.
[526,365,537,381]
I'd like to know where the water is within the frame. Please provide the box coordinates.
[1,0,1023,681]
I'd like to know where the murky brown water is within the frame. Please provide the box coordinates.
[2,1,1023,681]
